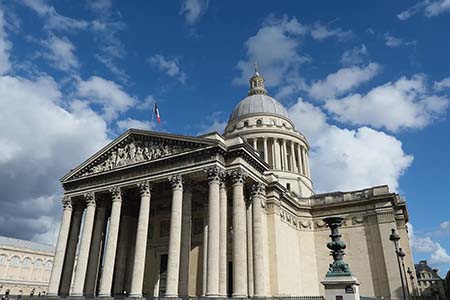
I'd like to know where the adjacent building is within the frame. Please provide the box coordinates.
[415,260,447,300]
[0,236,54,296]
[47,70,416,300]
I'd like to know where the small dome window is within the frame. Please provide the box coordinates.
[243,121,249,127]
[256,119,262,126]
[270,119,276,126]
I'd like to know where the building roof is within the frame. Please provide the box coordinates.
[229,93,289,122]
[0,236,55,253]
[415,260,442,279]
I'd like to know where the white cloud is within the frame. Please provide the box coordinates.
[117,118,153,131]
[308,63,379,100]
[180,0,209,25]
[198,113,227,135]
[340,45,368,66]
[440,220,450,230]
[77,76,137,121]
[233,16,309,88]
[44,35,79,71]
[288,99,413,192]
[0,74,109,244]
[384,33,403,47]
[325,75,449,132]
[408,224,450,266]
[148,54,186,83]
[310,21,352,41]
[21,0,89,32]
[434,77,450,90]
[0,7,11,75]
[398,0,450,20]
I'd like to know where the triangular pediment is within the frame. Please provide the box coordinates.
[62,129,218,182]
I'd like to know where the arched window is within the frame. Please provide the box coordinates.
[0,255,6,265]
[243,121,249,127]
[45,261,53,270]
[10,256,20,267]
[23,258,32,268]
[34,259,43,269]
[256,119,262,126]
[286,183,291,191]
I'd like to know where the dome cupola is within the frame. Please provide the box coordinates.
[223,67,314,197]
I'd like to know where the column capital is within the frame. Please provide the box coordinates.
[110,186,123,202]
[204,166,224,183]
[84,192,95,207]
[137,180,151,196]
[62,196,72,210]
[169,174,183,190]
[229,168,247,185]
[250,182,266,197]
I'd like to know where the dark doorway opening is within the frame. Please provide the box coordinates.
[158,254,168,297]
[228,260,233,297]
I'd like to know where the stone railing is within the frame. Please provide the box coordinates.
[306,186,390,207]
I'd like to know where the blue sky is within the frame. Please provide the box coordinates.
[0,0,449,274]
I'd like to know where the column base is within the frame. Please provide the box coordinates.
[97,295,115,300]
[67,295,86,300]
[125,295,143,300]
[231,294,248,299]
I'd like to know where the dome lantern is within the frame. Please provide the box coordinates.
[248,62,268,96]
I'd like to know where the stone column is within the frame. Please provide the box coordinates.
[282,139,288,171]
[47,197,73,297]
[252,137,257,151]
[84,204,107,297]
[246,200,254,297]
[230,169,248,298]
[205,167,222,297]
[98,187,123,297]
[290,141,298,173]
[305,148,311,177]
[297,145,304,175]
[263,138,268,164]
[129,181,152,298]
[251,183,270,296]
[301,147,309,177]
[202,219,208,297]
[274,139,281,170]
[60,205,83,296]
[219,179,228,297]
[112,213,130,296]
[71,192,96,297]
[165,175,184,297]
[179,181,192,297]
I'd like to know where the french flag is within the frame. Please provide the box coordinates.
[154,102,161,124]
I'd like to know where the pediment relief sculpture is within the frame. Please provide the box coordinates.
[76,138,195,178]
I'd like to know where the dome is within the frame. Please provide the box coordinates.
[229,94,289,122]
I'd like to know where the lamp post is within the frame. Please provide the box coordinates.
[407,267,416,300]
[390,228,407,300]
[398,248,411,300]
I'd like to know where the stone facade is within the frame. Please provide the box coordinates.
[415,260,447,300]
[47,70,416,300]
[0,236,55,296]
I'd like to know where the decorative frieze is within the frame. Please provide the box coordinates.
[83,139,192,177]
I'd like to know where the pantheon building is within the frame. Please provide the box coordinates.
[47,71,416,300]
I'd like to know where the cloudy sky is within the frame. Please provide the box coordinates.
[0,0,449,273]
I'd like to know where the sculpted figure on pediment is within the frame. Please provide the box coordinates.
[84,138,192,176]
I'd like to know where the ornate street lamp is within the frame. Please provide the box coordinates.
[323,216,352,276]
[398,248,411,300]
[407,267,417,300]
[389,228,408,300]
